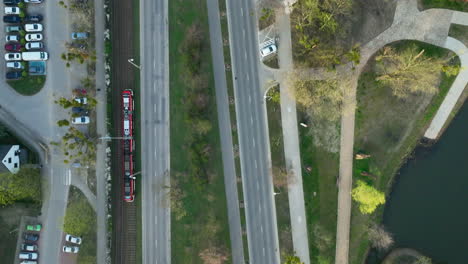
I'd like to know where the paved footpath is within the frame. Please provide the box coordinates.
[275,7,311,264]
[425,12,468,139]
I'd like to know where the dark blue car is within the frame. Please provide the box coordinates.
[6,71,22,80]
[3,15,21,23]
[25,15,43,22]
[3,0,21,5]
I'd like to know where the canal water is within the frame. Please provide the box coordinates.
[382,101,468,263]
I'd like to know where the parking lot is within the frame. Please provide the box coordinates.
[3,0,48,81]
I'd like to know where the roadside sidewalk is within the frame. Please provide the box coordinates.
[275,7,311,264]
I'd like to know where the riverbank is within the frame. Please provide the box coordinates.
[349,41,463,263]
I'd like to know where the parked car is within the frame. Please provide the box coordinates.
[20,261,38,264]
[4,52,21,60]
[23,233,39,242]
[71,32,89,39]
[24,0,42,3]
[62,246,79,253]
[25,33,42,41]
[71,107,88,115]
[4,6,20,14]
[3,0,21,5]
[73,88,87,95]
[5,25,21,32]
[22,51,48,61]
[6,61,23,69]
[26,224,42,231]
[260,44,277,58]
[6,71,22,80]
[20,244,38,252]
[18,252,38,260]
[25,42,43,50]
[65,234,82,245]
[25,23,42,32]
[29,64,44,74]
[24,14,42,22]
[5,43,21,51]
[6,34,19,42]
[72,116,89,125]
[3,15,21,23]
[74,97,87,104]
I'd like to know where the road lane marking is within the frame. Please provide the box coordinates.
[154,104,157,112]
[249,95,251,103]
[250,116,253,124]
[241,7,244,16]
[253,138,256,147]
[263,248,265,256]
[243,29,245,37]
[254,160,257,168]
[246,74,249,81]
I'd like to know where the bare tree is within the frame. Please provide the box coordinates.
[368,224,393,250]
[199,247,229,264]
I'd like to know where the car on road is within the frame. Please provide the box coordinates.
[4,0,21,5]
[71,32,89,39]
[74,97,87,104]
[62,246,79,253]
[25,33,42,41]
[65,234,82,244]
[5,25,21,32]
[73,88,87,95]
[5,43,21,51]
[260,44,277,58]
[71,116,89,124]
[25,23,42,32]
[4,53,21,60]
[20,244,38,251]
[6,71,22,80]
[3,15,21,23]
[6,34,19,42]
[24,14,42,22]
[23,233,39,242]
[6,61,23,69]
[19,252,38,260]
[24,0,42,3]
[4,6,20,14]
[25,42,43,50]
[26,224,42,231]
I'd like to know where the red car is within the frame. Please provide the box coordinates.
[4,43,21,52]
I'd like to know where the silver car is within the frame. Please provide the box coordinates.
[62,246,79,253]
[6,61,23,69]
[5,34,19,42]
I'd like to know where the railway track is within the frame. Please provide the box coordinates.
[110,0,137,262]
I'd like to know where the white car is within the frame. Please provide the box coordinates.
[4,53,21,61]
[25,42,43,50]
[74,97,87,104]
[20,261,38,264]
[260,44,277,58]
[4,7,20,15]
[25,23,43,32]
[62,246,79,253]
[6,34,19,42]
[20,244,38,252]
[18,252,38,260]
[25,33,43,41]
[72,116,90,125]
[6,61,23,69]
[65,234,82,245]
[24,0,42,3]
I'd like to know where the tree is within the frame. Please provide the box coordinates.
[199,247,229,264]
[192,119,212,136]
[375,45,448,99]
[415,256,432,264]
[284,255,304,264]
[57,119,70,127]
[352,180,385,214]
[272,166,294,188]
[368,224,393,249]
[0,168,42,205]
[287,73,343,121]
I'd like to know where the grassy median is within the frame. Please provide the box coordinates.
[169,0,231,262]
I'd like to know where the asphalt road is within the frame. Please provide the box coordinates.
[139,0,171,263]
[225,0,281,263]
[206,0,246,263]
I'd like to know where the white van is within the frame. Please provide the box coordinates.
[21,51,48,61]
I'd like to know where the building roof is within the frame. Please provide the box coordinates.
[0,145,26,174]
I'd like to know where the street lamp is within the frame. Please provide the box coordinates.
[128,58,141,70]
